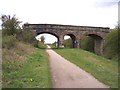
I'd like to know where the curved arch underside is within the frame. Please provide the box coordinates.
[37,32,59,39]
[64,34,77,48]
[36,32,59,48]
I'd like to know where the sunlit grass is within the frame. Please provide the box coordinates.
[2,42,52,88]
[55,48,118,88]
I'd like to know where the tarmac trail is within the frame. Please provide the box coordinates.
[46,45,109,88]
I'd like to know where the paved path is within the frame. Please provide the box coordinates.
[46,45,109,88]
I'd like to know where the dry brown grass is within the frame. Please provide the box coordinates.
[2,42,35,63]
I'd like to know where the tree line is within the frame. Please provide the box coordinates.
[1,15,38,49]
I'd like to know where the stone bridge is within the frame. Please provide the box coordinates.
[23,24,110,54]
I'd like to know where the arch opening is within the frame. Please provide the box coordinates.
[36,32,59,48]
[88,34,103,39]
[88,34,104,54]
[80,36,94,52]
[63,34,76,48]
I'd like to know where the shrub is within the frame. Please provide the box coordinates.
[80,36,94,52]
[17,30,38,47]
[32,40,39,47]
[103,28,119,60]
[1,15,21,36]
[38,41,47,48]
[2,35,17,49]
[64,38,72,48]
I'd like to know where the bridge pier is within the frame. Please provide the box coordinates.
[58,36,64,48]
[94,38,105,55]
[74,38,80,48]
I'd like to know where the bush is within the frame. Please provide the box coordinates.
[17,30,38,47]
[1,15,21,36]
[38,41,47,48]
[103,29,119,60]
[64,38,72,48]
[1,15,38,48]
[80,36,94,52]
[32,40,39,47]
[2,35,17,49]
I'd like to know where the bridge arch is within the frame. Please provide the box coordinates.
[37,32,59,38]
[63,34,78,48]
[36,32,59,48]
[83,33,105,54]
[23,24,110,54]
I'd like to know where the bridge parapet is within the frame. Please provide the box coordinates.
[23,24,110,33]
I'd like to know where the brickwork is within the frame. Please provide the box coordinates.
[23,24,110,54]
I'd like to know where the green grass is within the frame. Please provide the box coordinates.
[3,46,52,88]
[54,48,118,88]
[38,41,47,48]
[49,44,58,49]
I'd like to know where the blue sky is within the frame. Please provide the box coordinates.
[0,0,118,43]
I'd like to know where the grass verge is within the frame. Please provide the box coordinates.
[38,41,47,49]
[2,42,52,88]
[54,48,118,88]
